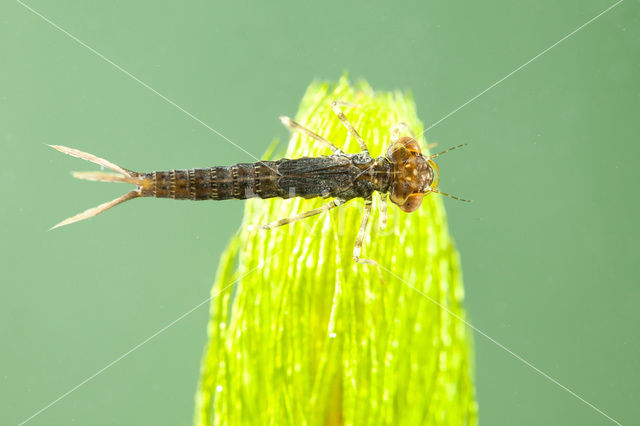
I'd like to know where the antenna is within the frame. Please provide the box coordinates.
[431,188,472,203]
[428,143,468,159]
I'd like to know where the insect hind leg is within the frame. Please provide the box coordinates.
[259,198,345,230]
[279,116,345,155]
[331,101,370,156]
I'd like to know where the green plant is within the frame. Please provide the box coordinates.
[195,77,477,425]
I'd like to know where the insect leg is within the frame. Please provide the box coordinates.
[260,198,345,230]
[330,101,370,156]
[353,198,387,283]
[353,197,377,265]
[390,122,437,150]
[378,193,387,230]
[390,122,415,143]
[279,116,345,155]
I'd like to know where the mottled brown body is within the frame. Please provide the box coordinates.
[138,154,394,203]
[51,102,468,266]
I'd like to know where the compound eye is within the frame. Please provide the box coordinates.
[389,179,414,206]
[386,137,422,161]
[400,137,421,154]
[398,193,424,212]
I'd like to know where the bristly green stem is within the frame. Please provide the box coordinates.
[195,77,477,425]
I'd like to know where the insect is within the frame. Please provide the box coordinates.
[51,101,469,264]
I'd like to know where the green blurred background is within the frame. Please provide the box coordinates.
[2,0,638,424]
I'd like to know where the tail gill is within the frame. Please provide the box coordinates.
[50,145,146,229]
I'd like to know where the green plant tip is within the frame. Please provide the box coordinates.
[195,77,477,425]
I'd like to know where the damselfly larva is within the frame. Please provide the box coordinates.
[51,101,469,264]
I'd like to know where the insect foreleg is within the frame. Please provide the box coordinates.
[389,122,437,151]
[352,198,387,282]
[378,193,387,230]
[353,197,376,265]
[260,198,345,230]
[279,116,345,155]
[390,122,415,143]
[330,101,370,156]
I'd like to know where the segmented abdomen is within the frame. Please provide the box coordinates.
[139,156,365,201]
[139,160,291,201]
